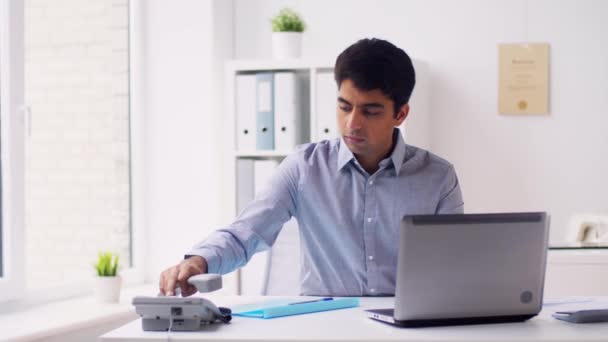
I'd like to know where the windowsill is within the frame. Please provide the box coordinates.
[0,283,156,341]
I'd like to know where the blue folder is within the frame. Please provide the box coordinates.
[255,72,275,150]
[232,297,360,319]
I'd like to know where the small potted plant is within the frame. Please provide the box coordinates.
[270,8,306,59]
[93,252,122,303]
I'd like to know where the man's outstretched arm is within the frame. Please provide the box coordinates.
[158,150,304,296]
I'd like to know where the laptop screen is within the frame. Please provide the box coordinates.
[394,212,549,321]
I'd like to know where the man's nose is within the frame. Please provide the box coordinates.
[346,109,364,130]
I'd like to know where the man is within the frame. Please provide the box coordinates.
[159,38,464,297]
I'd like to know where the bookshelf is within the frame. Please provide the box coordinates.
[224,59,335,295]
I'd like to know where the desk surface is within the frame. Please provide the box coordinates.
[101,295,608,342]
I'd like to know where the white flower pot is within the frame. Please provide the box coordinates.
[272,32,302,59]
[94,275,122,303]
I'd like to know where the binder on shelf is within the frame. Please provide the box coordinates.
[235,74,257,151]
[274,72,301,151]
[254,159,279,197]
[256,73,275,150]
[315,71,338,141]
[235,158,254,214]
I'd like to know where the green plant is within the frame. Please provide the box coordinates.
[271,8,306,32]
[94,252,120,277]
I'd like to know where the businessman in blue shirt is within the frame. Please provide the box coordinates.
[160,38,464,297]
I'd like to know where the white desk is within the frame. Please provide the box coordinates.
[101,295,608,342]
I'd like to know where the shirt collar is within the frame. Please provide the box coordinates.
[337,137,356,171]
[337,128,407,175]
[390,128,407,176]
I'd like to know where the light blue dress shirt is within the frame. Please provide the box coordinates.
[188,129,464,296]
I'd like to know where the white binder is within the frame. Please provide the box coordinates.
[315,71,338,141]
[253,159,279,197]
[235,74,257,151]
[274,72,301,151]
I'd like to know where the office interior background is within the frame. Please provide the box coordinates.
[0,0,607,340]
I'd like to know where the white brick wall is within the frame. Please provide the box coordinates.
[24,0,131,288]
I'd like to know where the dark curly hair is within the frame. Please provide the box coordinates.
[334,38,416,116]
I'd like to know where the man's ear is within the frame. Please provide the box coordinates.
[395,104,409,126]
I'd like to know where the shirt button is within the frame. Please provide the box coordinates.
[369,180,374,185]
[367,217,372,223]
[368,255,374,261]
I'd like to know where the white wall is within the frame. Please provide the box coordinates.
[138,0,608,295]
[232,0,608,244]
[141,0,233,284]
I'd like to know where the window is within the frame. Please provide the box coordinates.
[23,0,132,291]
[1,0,142,303]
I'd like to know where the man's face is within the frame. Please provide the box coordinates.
[337,79,408,161]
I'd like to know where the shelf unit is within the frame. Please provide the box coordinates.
[224,59,336,295]
[225,58,337,207]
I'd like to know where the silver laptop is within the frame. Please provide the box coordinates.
[366,212,550,327]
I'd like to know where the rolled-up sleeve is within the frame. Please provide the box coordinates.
[186,151,303,275]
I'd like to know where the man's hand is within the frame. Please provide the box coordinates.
[159,256,208,297]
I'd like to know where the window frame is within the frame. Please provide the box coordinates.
[125,0,146,290]
[0,0,146,306]
[0,0,25,302]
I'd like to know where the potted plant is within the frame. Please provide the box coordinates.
[270,8,306,59]
[93,252,122,303]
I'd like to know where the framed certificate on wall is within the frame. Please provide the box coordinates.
[498,43,550,115]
